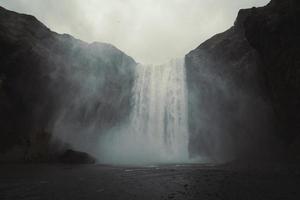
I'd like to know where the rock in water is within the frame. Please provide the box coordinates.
[59,149,96,164]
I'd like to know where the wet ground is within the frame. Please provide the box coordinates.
[0,163,300,200]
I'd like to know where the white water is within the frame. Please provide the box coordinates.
[99,58,190,164]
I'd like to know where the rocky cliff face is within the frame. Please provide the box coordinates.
[244,0,300,151]
[1,0,299,163]
[0,7,136,162]
[185,0,300,161]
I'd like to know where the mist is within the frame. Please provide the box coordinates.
[99,59,192,165]
[186,61,274,162]
[45,40,137,162]
[0,0,276,165]
[1,1,299,199]
[1,0,270,64]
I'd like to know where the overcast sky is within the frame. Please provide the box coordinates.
[1,0,270,64]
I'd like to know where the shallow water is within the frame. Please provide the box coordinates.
[1,164,299,200]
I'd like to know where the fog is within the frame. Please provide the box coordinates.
[186,62,275,162]
[99,59,191,165]
[0,0,274,165]
[1,0,269,64]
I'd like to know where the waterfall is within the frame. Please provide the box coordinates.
[99,58,190,164]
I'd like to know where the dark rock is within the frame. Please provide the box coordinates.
[0,6,136,162]
[58,149,96,164]
[244,0,300,144]
[185,8,274,161]
[185,0,300,161]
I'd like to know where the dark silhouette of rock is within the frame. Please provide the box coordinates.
[185,0,300,161]
[244,0,300,144]
[58,149,96,164]
[244,0,300,161]
[0,6,136,162]
[1,0,299,163]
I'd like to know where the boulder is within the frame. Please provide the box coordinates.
[58,149,96,164]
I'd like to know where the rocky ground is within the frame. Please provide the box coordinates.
[0,163,299,200]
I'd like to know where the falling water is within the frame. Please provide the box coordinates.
[99,58,190,164]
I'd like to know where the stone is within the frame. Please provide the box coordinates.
[58,149,96,164]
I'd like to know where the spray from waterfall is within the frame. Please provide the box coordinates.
[99,58,190,164]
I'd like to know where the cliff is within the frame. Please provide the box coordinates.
[0,6,136,162]
[185,0,300,161]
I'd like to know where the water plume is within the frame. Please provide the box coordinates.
[99,58,190,164]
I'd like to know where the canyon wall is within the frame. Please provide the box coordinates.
[186,0,300,161]
[0,7,136,162]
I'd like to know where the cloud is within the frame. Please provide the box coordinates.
[0,0,270,64]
